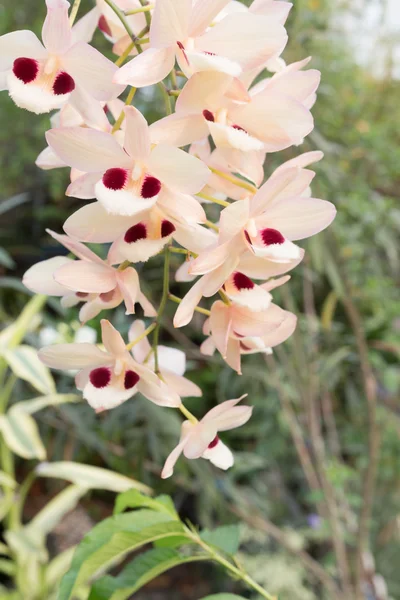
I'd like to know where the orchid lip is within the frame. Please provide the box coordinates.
[203,109,215,122]
[261,228,285,246]
[161,220,176,238]
[233,272,254,291]
[208,435,220,449]
[124,369,140,389]
[176,41,189,65]
[100,290,116,302]
[98,15,112,37]
[53,71,75,96]
[13,57,39,84]
[141,176,162,199]
[124,223,147,243]
[103,168,128,191]
[90,367,111,389]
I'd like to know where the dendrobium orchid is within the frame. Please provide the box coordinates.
[0,0,124,114]
[39,320,181,412]
[161,396,252,478]
[46,106,210,217]
[7,0,337,479]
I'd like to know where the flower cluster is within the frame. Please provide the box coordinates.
[4,0,336,477]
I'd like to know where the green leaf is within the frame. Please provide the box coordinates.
[2,346,55,395]
[0,470,16,489]
[12,393,80,415]
[0,248,15,269]
[59,510,179,600]
[200,525,240,555]
[45,547,76,591]
[35,462,152,494]
[0,295,46,351]
[0,412,46,459]
[90,548,208,600]
[114,490,177,518]
[199,596,249,600]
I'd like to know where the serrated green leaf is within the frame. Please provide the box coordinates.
[3,345,55,395]
[0,412,46,459]
[90,547,208,600]
[59,510,178,600]
[114,490,177,518]
[35,461,151,494]
[200,525,240,555]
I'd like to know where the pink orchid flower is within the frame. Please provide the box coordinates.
[161,395,252,478]
[46,106,210,217]
[129,320,202,399]
[39,320,181,412]
[0,0,124,114]
[23,230,155,322]
[199,274,296,374]
[113,0,288,88]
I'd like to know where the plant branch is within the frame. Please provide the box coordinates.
[69,0,81,26]
[153,246,171,373]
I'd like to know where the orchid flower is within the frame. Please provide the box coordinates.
[96,0,150,57]
[39,320,181,412]
[46,106,210,217]
[0,0,124,114]
[113,0,288,88]
[129,320,202,398]
[23,230,155,322]
[161,396,252,478]
[199,274,296,374]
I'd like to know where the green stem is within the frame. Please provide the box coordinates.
[210,168,257,194]
[125,3,154,15]
[104,0,143,54]
[126,323,157,352]
[153,246,171,373]
[169,294,210,317]
[197,192,230,207]
[158,82,172,115]
[138,0,152,28]
[112,86,137,133]
[179,404,198,424]
[14,471,36,530]
[69,0,81,25]
[115,25,149,67]
[204,220,219,232]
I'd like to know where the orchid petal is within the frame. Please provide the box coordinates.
[150,0,190,48]
[54,260,116,293]
[101,319,126,357]
[67,172,101,200]
[39,343,111,370]
[189,0,231,37]
[129,320,152,364]
[149,113,208,148]
[47,229,105,263]
[162,372,202,398]
[210,301,232,358]
[72,7,101,44]
[123,106,151,162]
[202,440,234,469]
[114,47,176,87]
[23,256,72,296]
[0,31,47,72]
[64,202,130,242]
[115,267,140,314]
[147,144,210,195]
[42,0,71,55]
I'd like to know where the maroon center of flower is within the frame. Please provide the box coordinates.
[124,223,147,243]
[53,72,75,95]
[261,228,285,246]
[208,435,220,449]
[90,367,111,389]
[99,290,115,302]
[161,220,176,238]
[232,124,246,132]
[233,272,254,291]
[98,15,112,36]
[203,109,215,122]
[141,176,161,199]
[124,370,140,389]
[13,57,39,83]
[76,292,89,298]
[103,168,128,190]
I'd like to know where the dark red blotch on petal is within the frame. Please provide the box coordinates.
[89,367,111,389]
[53,72,75,95]
[233,272,254,291]
[124,370,140,389]
[161,220,176,238]
[98,15,112,36]
[141,176,161,199]
[13,57,39,83]
[261,228,285,246]
[203,109,215,122]
[208,435,220,449]
[103,168,128,190]
[124,223,147,243]
[232,124,246,132]
[244,230,252,244]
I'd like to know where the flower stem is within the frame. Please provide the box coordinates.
[158,82,172,115]
[104,0,143,53]
[179,404,198,424]
[218,289,231,305]
[169,294,210,317]
[197,192,230,207]
[112,86,137,133]
[138,0,152,27]
[69,0,81,25]
[210,167,257,194]
[125,4,154,15]
[153,246,171,373]
[126,323,157,352]
[204,220,219,232]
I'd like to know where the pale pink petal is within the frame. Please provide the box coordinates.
[79,300,103,324]
[101,319,126,356]
[267,68,321,104]
[178,49,241,78]
[224,273,272,311]
[209,301,232,358]
[189,241,234,276]
[138,292,157,317]
[149,113,208,148]
[250,0,292,23]
[208,122,264,152]
[257,197,336,240]
[147,144,210,195]
[36,146,67,170]
[173,277,206,328]
[261,310,297,347]
[42,0,71,55]
[173,223,217,254]
[195,13,287,71]
[250,166,300,215]
[261,274,291,292]
[238,250,304,279]
[202,396,247,422]
[161,434,191,479]
[224,337,242,373]
[183,423,217,459]
[46,127,131,173]
[212,404,253,431]
[162,372,202,398]
[39,343,111,370]
[176,71,233,115]
[200,336,216,356]
[54,261,117,293]
[114,47,176,87]
[72,7,101,44]
[47,229,105,263]
[273,150,323,174]
[189,0,231,37]
[95,181,158,218]
[157,188,206,225]
[176,260,196,283]
[0,31,46,71]
[215,147,265,187]
[63,42,125,100]
[135,365,182,407]
[123,106,151,162]
[202,439,234,469]
[219,198,250,243]
[156,346,186,377]
[64,202,132,243]
[67,172,101,199]
[150,0,190,48]
[232,302,287,338]
[129,320,151,364]
[115,267,139,314]
[201,255,241,297]
[68,85,110,131]
[23,256,72,296]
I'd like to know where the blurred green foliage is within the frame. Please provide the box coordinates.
[0,0,399,598]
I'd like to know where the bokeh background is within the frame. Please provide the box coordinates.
[0,0,399,599]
